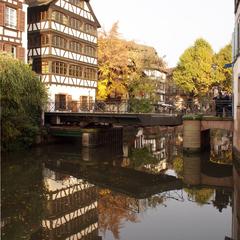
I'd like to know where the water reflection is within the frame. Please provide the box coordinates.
[1,127,238,240]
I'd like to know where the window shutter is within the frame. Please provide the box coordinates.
[4,43,11,52]
[0,3,5,26]
[0,42,3,51]
[17,46,25,61]
[55,94,60,110]
[67,95,72,110]
[17,10,25,32]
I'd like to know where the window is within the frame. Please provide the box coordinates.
[84,23,96,35]
[52,35,67,48]
[84,45,96,57]
[11,45,16,58]
[55,94,66,110]
[52,11,68,25]
[52,61,67,75]
[233,18,240,60]
[70,17,83,30]
[42,61,49,74]
[69,41,82,53]
[5,7,17,28]
[32,60,49,74]
[84,68,97,80]
[69,0,84,8]
[69,65,82,77]
[41,34,49,46]
[28,8,48,23]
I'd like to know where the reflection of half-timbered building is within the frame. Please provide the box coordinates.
[26,0,100,111]
[42,168,100,239]
[0,0,28,62]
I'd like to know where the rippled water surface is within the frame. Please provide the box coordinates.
[2,126,239,240]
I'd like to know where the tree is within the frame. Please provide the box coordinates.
[173,38,214,96]
[213,44,232,93]
[0,53,48,151]
[97,22,130,100]
[97,22,166,102]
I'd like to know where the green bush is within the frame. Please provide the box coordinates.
[129,98,153,113]
[0,53,48,151]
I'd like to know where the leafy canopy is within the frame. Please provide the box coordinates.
[173,38,232,96]
[0,53,48,151]
[97,22,165,101]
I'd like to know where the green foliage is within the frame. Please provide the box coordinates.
[129,147,158,168]
[173,39,232,96]
[129,98,154,113]
[173,38,214,96]
[172,155,184,179]
[213,44,232,93]
[0,53,48,151]
[185,188,214,206]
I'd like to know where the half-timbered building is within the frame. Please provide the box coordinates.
[26,0,100,112]
[0,0,28,62]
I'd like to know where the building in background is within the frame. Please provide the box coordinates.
[232,1,240,239]
[165,68,187,110]
[26,0,100,112]
[0,0,28,62]
[143,68,167,105]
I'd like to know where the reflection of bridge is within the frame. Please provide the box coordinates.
[43,151,233,199]
[44,159,183,199]
[183,152,233,189]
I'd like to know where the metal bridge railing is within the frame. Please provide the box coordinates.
[44,99,233,116]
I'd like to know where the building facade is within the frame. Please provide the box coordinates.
[233,0,240,159]
[26,0,100,112]
[0,0,28,62]
[143,68,167,105]
[233,1,240,239]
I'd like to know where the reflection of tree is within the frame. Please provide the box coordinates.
[98,189,139,240]
[129,147,158,169]
[212,189,232,212]
[1,158,45,240]
[210,129,232,164]
[185,188,214,206]
[147,195,165,208]
[172,155,184,179]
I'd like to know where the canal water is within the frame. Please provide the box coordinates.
[1,126,238,240]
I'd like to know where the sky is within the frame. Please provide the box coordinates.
[91,0,234,67]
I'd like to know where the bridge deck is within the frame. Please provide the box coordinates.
[45,112,183,126]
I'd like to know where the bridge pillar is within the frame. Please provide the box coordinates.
[183,118,201,152]
[82,127,123,147]
[183,153,201,185]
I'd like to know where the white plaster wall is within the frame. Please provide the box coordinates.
[22,3,28,63]
[47,85,96,103]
